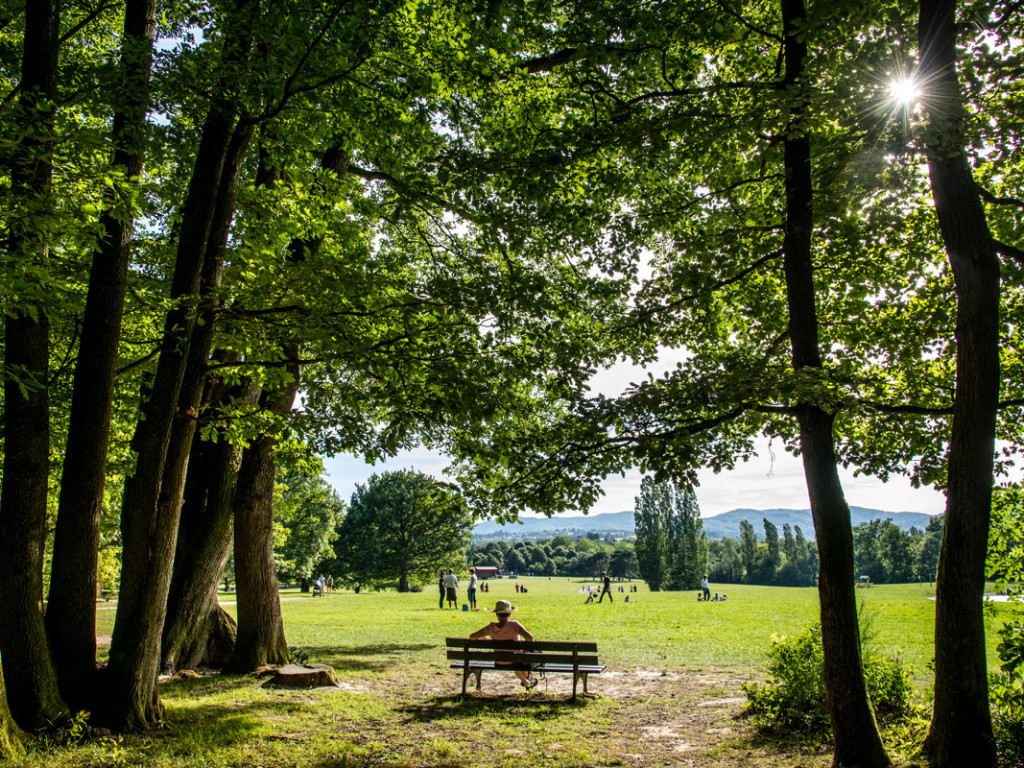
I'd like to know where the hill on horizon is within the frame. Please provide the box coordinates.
[473,506,938,541]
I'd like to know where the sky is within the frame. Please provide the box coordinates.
[321,357,952,520]
[320,441,948,521]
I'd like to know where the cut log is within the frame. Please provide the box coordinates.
[263,664,339,689]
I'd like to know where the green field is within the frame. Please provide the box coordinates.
[56,579,1024,768]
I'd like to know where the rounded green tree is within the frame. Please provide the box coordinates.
[333,470,472,592]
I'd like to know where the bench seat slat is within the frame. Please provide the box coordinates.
[450,661,606,673]
[448,650,600,666]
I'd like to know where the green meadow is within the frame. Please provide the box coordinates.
[48,579,1022,768]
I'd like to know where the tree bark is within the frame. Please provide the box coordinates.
[919,2,999,766]
[779,2,889,766]
[46,0,158,715]
[0,656,26,759]
[0,0,68,732]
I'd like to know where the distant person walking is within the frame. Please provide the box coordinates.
[701,575,711,602]
[444,569,459,609]
[438,570,446,609]
[597,571,613,603]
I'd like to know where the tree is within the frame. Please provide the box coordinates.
[880,522,914,583]
[760,519,781,584]
[610,547,638,579]
[916,517,943,582]
[0,0,68,731]
[635,477,706,590]
[46,0,158,713]
[633,476,671,591]
[275,461,345,586]
[667,486,707,590]
[919,1,1001,763]
[332,471,472,592]
[740,521,758,584]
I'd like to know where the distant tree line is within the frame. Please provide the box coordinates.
[468,535,638,580]
[705,516,945,587]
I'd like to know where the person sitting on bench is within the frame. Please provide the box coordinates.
[469,600,538,689]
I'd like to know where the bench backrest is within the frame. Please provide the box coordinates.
[446,637,600,666]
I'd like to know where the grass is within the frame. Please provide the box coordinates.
[35,578,1024,768]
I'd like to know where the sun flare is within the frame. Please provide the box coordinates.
[889,77,921,107]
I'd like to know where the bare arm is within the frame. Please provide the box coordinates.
[518,626,534,642]
[469,627,490,640]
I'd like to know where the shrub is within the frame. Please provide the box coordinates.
[742,623,913,740]
[990,619,1024,768]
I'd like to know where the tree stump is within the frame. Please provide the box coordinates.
[263,664,340,689]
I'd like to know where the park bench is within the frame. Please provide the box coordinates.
[446,637,604,700]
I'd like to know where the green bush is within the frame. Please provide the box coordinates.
[990,619,1024,768]
[742,623,913,740]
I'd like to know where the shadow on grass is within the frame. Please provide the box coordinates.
[130,692,310,755]
[298,643,436,673]
[398,693,588,722]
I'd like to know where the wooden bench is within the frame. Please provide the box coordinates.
[446,637,604,700]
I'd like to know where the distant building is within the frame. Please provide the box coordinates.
[472,566,499,580]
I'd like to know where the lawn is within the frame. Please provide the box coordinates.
[42,578,1024,768]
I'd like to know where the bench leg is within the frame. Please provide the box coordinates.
[474,670,482,691]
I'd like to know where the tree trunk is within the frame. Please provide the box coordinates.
[779,2,889,766]
[227,344,301,672]
[47,0,158,714]
[0,0,68,732]
[161,380,258,673]
[221,141,347,672]
[919,1,999,765]
[0,656,26,759]
[225,429,290,672]
[102,45,255,725]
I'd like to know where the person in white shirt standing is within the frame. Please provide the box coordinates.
[467,567,479,611]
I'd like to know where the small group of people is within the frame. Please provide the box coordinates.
[696,574,728,601]
[514,582,528,593]
[439,567,482,610]
[312,574,333,596]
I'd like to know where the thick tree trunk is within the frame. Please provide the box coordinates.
[779,2,889,766]
[919,2,999,766]
[0,657,26,759]
[47,0,158,714]
[226,345,300,672]
[161,380,258,672]
[225,431,290,672]
[0,0,68,732]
